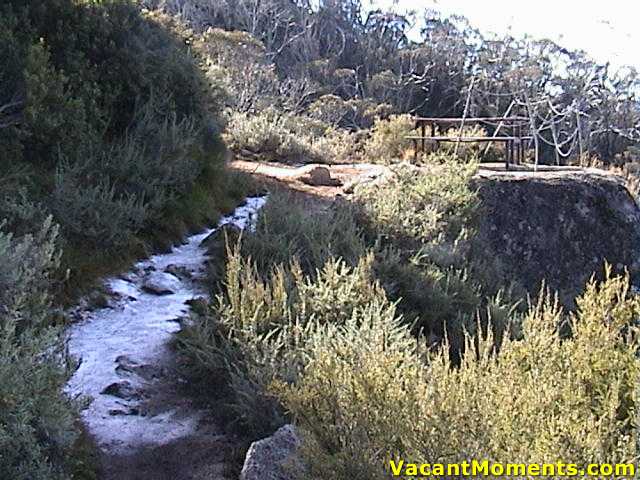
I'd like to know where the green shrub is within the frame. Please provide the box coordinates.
[237,189,366,277]
[364,114,416,163]
[355,159,479,246]
[51,165,147,251]
[277,271,639,479]
[179,248,385,438]
[225,107,360,164]
[0,219,82,480]
[0,0,239,293]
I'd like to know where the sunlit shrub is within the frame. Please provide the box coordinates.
[225,109,356,164]
[364,114,416,163]
[238,189,366,276]
[179,248,385,438]
[278,271,639,479]
[355,158,479,245]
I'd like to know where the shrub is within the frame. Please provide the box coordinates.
[179,248,385,438]
[225,107,361,164]
[0,0,240,293]
[355,159,479,246]
[277,271,640,479]
[225,109,314,162]
[0,219,81,480]
[51,165,147,251]
[364,114,416,163]
[237,189,366,277]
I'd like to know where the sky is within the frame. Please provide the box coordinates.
[363,0,640,71]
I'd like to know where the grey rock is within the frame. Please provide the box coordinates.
[473,170,640,307]
[164,264,193,280]
[200,223,242,252]
[240,424,304,480]
[299,166,341,187]
[108,407,140,416]
[115,356,164,381]
[142,272,180,295]
[101,381,143,401]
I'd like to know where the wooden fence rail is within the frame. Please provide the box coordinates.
[410,117,533,169]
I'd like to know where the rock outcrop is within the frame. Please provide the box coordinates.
[240,424,303,480]
[473,169,640,306]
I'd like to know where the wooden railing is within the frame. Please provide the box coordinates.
[409,117,533,169]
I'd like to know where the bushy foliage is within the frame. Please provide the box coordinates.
[225,109,358,164]
[179,248,384,438]
[183,187,638,478]
[355,159,479,245]
[0,219,81,480]
[0,0,240,286]
[238,190,366,276]
[278,272,639,479]
[364,114,416,163]
[51,165,147,251]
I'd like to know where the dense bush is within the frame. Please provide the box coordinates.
[238,189,366,276]
[0,219,82,480]
[355,158,479,245]
[179,248,384,438]
[364,114,416,163]
[225,109,358,164]
[278,272,639,479]
[0,0,246,302]
[183,190,638,477]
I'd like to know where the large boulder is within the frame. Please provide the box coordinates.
[473,169,640,306]
[240,424,303,480]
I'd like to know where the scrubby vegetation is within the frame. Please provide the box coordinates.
[180,164,639,476]
[0,220,84,480]
[146,0,639,166]
[2,0,639,478]
[0,0,247,295]
[0,1,246,478]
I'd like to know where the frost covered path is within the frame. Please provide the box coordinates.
[66,197,266,480]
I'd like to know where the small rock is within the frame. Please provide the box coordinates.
[164,264,193,280]
[200,223,242,251]
[240,424,304,480]
[108,407,140,416]
[142,272,180,295]
[101,381,143,401]
[299,166,341,187]
[115,356,164,381]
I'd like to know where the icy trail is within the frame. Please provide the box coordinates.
[65,197,266,460]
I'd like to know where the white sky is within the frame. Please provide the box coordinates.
[364,0,640,70]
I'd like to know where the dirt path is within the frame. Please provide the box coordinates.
[66,198,266,480]
[230,159,390,198]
